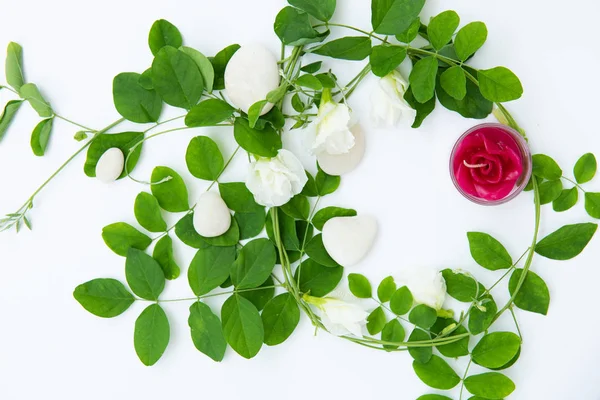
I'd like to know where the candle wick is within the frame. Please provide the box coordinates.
[463,160,488,169]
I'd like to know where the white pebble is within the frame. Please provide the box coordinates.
[224,44,280,115]
[95,147,124,183]
[193,191,232,237]
[317,125,366,176]
[322,215,377,267]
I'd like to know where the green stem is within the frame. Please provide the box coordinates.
[562,176,586,193]
[372,297,435,336]
[315,23,387,43]
[459,358,473,400]
[510,306,523,341]
[54,114,96,132]
[155,285,283,303]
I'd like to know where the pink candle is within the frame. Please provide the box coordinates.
[450,123,532,204]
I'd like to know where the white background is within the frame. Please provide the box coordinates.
[1,0,599,399]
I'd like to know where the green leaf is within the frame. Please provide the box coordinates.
[6,42,25,91]
[231,238,276,289]
[316,73,336,88]
[371,0,425,35]
[281,195,310,220]
[408,328,432,364]
[233,117,282,157]
[377,276,396,303]
[296,74,323,90]
[148,19,182,56]
[84,131,144,179]
[0,100,23,142]
[369,45,406,77]
[291,94,305,112]
[454,22,488,61]
[301,171,318,196]
[305,234,339,267]
[139,68,154,90]
[185,99,235,127]
[348,273,372,298]
[200,220,239,248]
[440,66,466,100]
[467,232,512,270]
[188,245,236,295]
[188,302,227,362]
[313,207,357,232]
[538,179,563,205]
[274,7,329,46]
[413,355,460,390]
[219,182,262,213]
[151,166,189,212]
[403,86,436,128]
[262,293,301,346]
[552,187,578,212]
[20,83,52,117]
[186,136,224,180]
[431,318,470,358]
[126,248,166,301]
[297,259,343,297]
[30,117,53,156]
[134,192,167,233]
[312,36,372,61]
[366,307,386,335]
[102,222,151,257]
[574,153,597,184]
[428,10,460,50]
[180,46,215,93]
[468,291,497,335]
[396,18,420,43]
[112,72,162,123]
[478,67,523,102]
[152,46,204,109]
[535,223,597,260]
[315,166,341,195]
[152,235,180,280]
[436,74,492,119]
[532,154,562,180]
[300,61,322,73]
[381,319,405,350]
[442,269,478,302]
[174,213,208,248]
[390,286,413,315]
[266,209,301,251]
[234,210,266,240]
[134,304,170,366]
[409,304,437,329]
[73,278,135,318]
[509,269,550,315]
[409,56,438,103]
[472,331,521,369]
[464,373,515,399]
[288,0,336,21]
[246,100,268,128]
[210,44,240,91]
[239,276,275,311]
[221,294,264,359]
[585,192,600,219]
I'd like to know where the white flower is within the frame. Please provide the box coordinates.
[398,266,446,310]
[245,149,308,207]
[305,90,355,155]
[370,70,415,127]
[304,294,368,337]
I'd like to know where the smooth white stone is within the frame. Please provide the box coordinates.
[317,125,366,176]
[193,191,232,237]
[224,44,280,115]
[322,215,377,267]
[95,147,124,183]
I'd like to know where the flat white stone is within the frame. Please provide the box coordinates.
[224,44,280,115]
[95,147,124,183]
[322,215,377,267]
[317,125,366,176]
[193,191,232,237]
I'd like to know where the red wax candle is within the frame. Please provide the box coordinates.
[450,123,532,204]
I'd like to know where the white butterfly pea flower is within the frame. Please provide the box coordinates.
[305,89,355,155]
[245,149,308,207]
[398,266,447,310]
[370,70,416,127]
[304,294,368,337]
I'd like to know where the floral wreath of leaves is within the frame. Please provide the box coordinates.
[1,1,599,399]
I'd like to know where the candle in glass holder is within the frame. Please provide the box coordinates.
[450,123,532,205]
